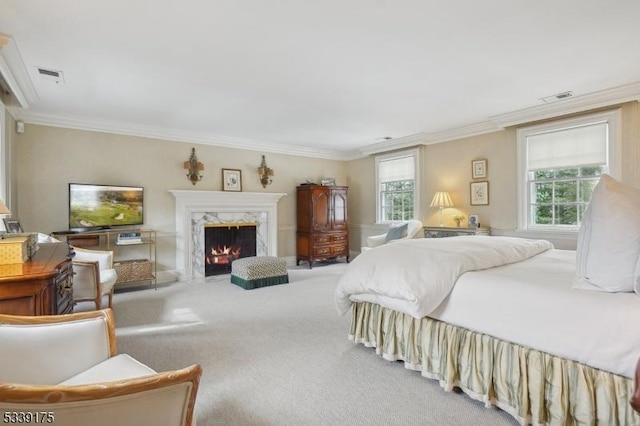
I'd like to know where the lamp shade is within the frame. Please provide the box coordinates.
[430,192,453,208]
[0,199,10,215]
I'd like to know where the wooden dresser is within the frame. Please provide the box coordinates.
[296,184,349,268]
[0,242,74,315]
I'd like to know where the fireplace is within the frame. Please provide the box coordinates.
[169,190,286,280]
[204,223,257,276]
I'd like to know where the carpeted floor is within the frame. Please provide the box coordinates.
[82,262,518,426]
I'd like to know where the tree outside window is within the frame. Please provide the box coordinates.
[530,166,603,226]
[380,180,415,221]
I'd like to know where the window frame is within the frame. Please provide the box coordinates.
[375,148,420,224]
[516,109,621,232]
[0,97,6,206]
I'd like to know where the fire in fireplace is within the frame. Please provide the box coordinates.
[206,245,241,265]
[204,223,257,276]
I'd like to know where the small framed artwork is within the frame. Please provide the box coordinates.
[222,169,242,192]
[468,214,480,229]
[3,218,23,234]
[321,178,336,186]
[472,159,488,179]
[470,181,489,205]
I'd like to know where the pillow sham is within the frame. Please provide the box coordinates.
[573,174,640,293]
[385,223,409,242]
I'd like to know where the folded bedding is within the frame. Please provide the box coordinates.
[335,235,553,319]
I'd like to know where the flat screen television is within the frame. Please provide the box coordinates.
[68,183,144,231]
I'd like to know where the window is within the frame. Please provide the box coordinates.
[517,110,620,231]
[375,148,419,223]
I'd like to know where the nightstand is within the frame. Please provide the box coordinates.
[423,226,490,238]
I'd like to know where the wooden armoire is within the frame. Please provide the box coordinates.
[296,184,349,268]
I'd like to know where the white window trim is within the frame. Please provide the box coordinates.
[516,109,621,232]
[375,147,420,224]
[0,97,6,205]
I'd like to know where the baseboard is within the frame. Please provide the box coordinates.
[282,255,297,266]
[156,270,179,284]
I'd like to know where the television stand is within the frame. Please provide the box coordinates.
[51,229,156,288]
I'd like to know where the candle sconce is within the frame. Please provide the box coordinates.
[184,147,204,185]
[258,155,274,188]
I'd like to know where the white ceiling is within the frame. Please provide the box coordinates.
[1,1,639,160]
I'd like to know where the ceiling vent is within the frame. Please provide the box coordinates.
[540,91,573,103]
[36,67,64,84]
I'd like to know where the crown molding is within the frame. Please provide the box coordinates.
[423,121,501,145]
[359,81,640,154]
[356,133,428,156]
[11,109,354,161]
[0,34,38,108]
[8,75,640,162]
[489,81,640,128]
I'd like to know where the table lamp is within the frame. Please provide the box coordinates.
[430,191,453,227]
[0,199,11,236]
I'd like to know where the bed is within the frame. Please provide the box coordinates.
[335,233,640,425]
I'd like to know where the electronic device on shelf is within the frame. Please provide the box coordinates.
[116,232,142,245]
[68,183,144,232]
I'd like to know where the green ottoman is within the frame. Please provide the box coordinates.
[230,256,289,290]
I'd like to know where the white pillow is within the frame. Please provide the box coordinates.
[573,174,640,293]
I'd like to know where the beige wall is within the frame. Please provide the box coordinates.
[621,101,640,185]
[421,129,517,230]
[347,102,640,250]
[10,101,640,267]
[346,131,517,248]
[14,125,347,275]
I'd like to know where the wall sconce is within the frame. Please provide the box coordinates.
[184,147,204,185]
[258,155,274,188]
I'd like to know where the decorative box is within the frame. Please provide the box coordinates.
[0,236,30,265]
[0,262,25,276]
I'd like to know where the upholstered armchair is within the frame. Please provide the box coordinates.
[0,309,202,426]
[72,246,118,309]
[362,219,424,251]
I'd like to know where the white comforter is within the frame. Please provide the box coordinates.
[335,236,553,319]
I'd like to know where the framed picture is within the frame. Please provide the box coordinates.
[470,181,489,205]
[3,218,23,234]
[222,169,242,192]
[468,214,480,229]
[321,178,336,186]
[472,159,488,179]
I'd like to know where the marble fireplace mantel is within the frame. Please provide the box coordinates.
[169,190,287,281]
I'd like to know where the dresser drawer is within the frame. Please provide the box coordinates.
[330,245,348,255]
[313,233,348,245]
[313,246,332,256]
[314,235,332,244]
[332,233,348,243]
